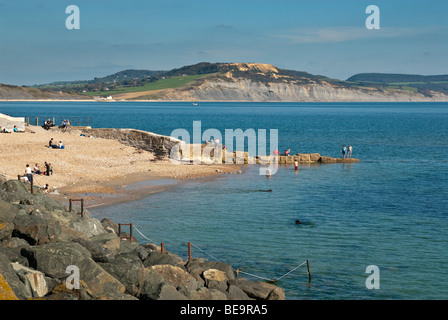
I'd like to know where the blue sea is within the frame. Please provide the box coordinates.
[1,101,447,300]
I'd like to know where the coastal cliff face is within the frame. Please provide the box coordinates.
[156,78,447,102]
[143,63,448,102]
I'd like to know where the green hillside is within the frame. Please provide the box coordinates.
[347,73,448,96]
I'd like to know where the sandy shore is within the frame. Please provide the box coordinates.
[0,125,243,209]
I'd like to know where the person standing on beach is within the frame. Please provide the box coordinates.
[25,164,33,184]
[45,162,50,176]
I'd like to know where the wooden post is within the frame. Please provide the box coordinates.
[130,223,133,241]
[161,242,164,253]
[80,199,84,217]
[306,259,311,282]
[69,199,72,212]
[188,242,192,261]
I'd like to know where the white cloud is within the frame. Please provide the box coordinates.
[272,26,444,44]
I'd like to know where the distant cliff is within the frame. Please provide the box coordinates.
[151,63,448,102]
[5,62,448,102]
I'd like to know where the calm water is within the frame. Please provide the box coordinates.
[1,101,448,299]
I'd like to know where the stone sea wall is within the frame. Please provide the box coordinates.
[0,113,25,132]
[80,128,183,157]
[0,178,285,300]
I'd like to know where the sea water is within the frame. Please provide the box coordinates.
[1,101,447,299]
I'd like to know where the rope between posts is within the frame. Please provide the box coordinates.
[131,224,310,283]
[132,225,160,244]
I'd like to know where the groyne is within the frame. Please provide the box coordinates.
[74,128,359,164]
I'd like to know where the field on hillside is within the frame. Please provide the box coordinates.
[84,74,213,97]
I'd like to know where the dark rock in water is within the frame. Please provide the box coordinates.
[228,278,285,300]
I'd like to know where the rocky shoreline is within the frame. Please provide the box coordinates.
[0,178,285,300]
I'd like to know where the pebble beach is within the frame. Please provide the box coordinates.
[0,125,242,208]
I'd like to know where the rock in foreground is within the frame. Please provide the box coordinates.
[0,179,285,300]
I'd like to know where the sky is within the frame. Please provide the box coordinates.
[0,0,447,85]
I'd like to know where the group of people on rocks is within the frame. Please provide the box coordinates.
[43,118,70,131]
[43,119,54,130]
[341,144,354,158]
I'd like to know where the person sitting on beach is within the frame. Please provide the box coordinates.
[13,126,18,132]
[33,163,42,175]
[58,141,64,149]
[43,119,52,130]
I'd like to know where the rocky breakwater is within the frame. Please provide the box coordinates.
[0,178,285,300]
[276,153,359,164]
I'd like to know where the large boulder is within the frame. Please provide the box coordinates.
[0,273,19,300]
[0,199,20,242]
[141,264,199,300]
[99,252,146,297]
[11,262,50,298]
[185,259,235,284]
[143,250,184,268]
[12,213,61,245]
[73,237,115,263]
[71,217,106,238]
[22,242,126,297]
[0,252,32,299]
[228,278,285,300]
